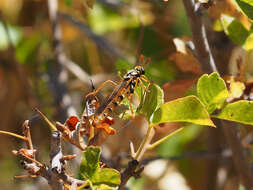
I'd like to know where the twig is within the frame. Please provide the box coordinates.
[118,125,155,189]
[182,0,217,73]
[23,120,34,150]
[118,160,139,190]
[182,0,253,189]
[49,131,87,189]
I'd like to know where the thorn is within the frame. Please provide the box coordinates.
[130,141,136,158]
[12,150,18,155]
[14,175,38,179]
[60,154,77,162]
[35,108,57,131]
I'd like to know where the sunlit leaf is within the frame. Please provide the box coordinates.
[220,14,249,45]
[151,96,215,127]
[213,100,253,125]
[213,19,224,32]
[244,33,253,50]
[92,168,121,188]
[229,78,245,98]
[235,0,253,20]
[197,72,230,113]
[79,147,121,189]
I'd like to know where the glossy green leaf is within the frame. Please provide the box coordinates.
[235,0,253,20]
[137,83,164,120]
[151,96,215,127]
[79,147,121,189]
[197,72,230,113]
[220,14,249,45]
[213,100,253,125]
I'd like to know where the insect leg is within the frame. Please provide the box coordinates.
[94,80,117,94]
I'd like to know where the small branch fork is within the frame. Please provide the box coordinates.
[7,121,86,190]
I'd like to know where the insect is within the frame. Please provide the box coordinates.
[81,81,116,142]
[87,55,150,129]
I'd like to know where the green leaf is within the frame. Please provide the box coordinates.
[244,33,253,50]
[151,96,215,127]
[229,79,245,98]
[93,168,121,188]
[220,14,249,45]
[235,0,253,20]
[79,146,100,180]
[213,100,253,125]
[79,147,121,189]
[0,21,23,50]
[197,72,230,113]
[137,83,164,120]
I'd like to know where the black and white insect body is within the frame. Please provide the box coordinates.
[93,64,148,124]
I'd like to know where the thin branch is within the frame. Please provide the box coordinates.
[118,160,140,190]
[182,0,217,73]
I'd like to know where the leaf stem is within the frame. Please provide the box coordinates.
[148,127,184,150]
[0,130,26,141]
[134,125,153,161]
[76,181,89,190]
